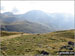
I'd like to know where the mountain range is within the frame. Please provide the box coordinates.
[0,10,74,33]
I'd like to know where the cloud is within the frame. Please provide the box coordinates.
[0,6,4,10]
[1,1,74,15]
[12,7,19,13]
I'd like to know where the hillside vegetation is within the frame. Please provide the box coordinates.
[0,31,22,37]
[0,29,75,56]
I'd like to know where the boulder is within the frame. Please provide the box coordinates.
[40,50,49,55]
[68,41,74,46]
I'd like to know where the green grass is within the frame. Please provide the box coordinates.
[0,29,75,56]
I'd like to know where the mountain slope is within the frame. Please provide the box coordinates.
[1,29,74,56]
[17,10,74,30]
[17,10,54,29]
[1,20,53,33]
[48,13,74,30]
[0,10,74,33]
[0,12,54,33]
[0,13,18,24]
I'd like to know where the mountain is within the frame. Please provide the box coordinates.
[0,13,54,33]
[1,20,53,33]
[48,13,74,30]
[17,10,54,29]
[0,13,18,24]
[2,12,14,16]
[0,10,74,33]
[17,10,74,30]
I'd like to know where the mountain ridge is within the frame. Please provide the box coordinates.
[0,10,74,33]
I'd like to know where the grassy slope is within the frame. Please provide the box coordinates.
[0,29,75,56]
[0,31,21,37]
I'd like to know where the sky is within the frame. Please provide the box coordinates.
[1,1,74,15]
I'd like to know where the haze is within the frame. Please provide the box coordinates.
[1,1,74,15]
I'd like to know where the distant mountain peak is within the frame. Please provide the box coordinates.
[3,12,14,16]
[27,10,44,13]
[24,10,48,15]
